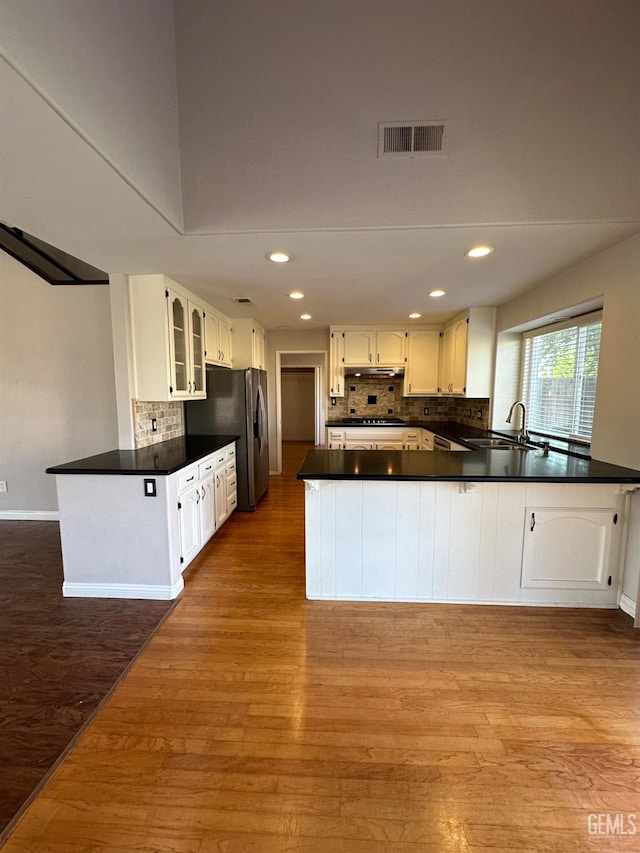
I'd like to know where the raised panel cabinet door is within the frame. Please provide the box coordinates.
[329,331,345,396]
[214,464,228,529]
[199,471,216,543]
[343,330,374,366]
[178,482,201,569]
[204,310,220,364]
[521,507,615,589]
[218,317,232,366]
[404,330,440,395]
[376,330,406,365]
[450,318,468,395]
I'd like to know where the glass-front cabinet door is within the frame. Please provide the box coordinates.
[190,303,205,394]
[168,290,189,397]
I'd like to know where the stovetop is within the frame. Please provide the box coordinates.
[342,417,405,425]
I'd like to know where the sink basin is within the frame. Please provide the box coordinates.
[464,437,530,451]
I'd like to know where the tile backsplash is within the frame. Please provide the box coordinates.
[133,400,184,447]
[331,376,489,429]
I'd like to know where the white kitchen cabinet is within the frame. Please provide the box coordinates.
[343,330,375,366]
[440,308,496,397]
[521,506,617,590]
[403,329,440,396]
[232,318,266,370]
[375,330,406,366]
[130,274,206,402]
[177,478,201,568]
[326,428,345,449]
[421,430,435,451]
[329,330,345,397]
[402,429,421,450]
[177,442,237,571]
[204,305,233,367]
[345,441,375,450]
[303,480,624,607]
[375,441,404,450]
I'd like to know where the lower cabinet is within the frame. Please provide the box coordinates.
[177,442,237,571]
[521,506,617,590]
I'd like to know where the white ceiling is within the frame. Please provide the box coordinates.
[1,0,639,329]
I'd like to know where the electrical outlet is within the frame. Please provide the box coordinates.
[477,410,483,420]
[0,481,7,493]
[423,406,429,416]
[151,418,158,432]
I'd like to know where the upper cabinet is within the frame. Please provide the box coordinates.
[329,310,496,400]
[403,329,440,396]
[343,330,374,366]
[341,329,406,367]
[330,329,345,396]
[130,275,207,402]
[375,329,406,366]
[440,308,496,398]
[232,318,266,370]
[204,306,233,367]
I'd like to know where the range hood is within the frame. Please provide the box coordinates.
[344,366,405,377]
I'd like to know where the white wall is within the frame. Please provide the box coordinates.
[0,0,182,228]
[496,232,640,470]
[0,252,118,514]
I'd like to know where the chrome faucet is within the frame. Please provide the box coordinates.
[506,400,529,444]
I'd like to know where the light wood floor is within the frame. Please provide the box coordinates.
[3,441,639,852]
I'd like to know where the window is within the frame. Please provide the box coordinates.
[521,312,602,442]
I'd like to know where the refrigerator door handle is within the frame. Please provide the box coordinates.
[256,383,267,454]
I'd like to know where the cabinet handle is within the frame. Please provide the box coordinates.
[201,485,206,500]
[530,512,536,532]
[377,353,379,362]
[186,475,195,482]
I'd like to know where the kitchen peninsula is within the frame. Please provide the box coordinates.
[298,444,640,613]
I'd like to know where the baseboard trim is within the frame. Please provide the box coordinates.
[0,510,59,521]
[620,593,636,619]
[62,578,184,601]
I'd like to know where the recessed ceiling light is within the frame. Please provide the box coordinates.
[289,290,304,299]
[408,312,422,319]
[465,245,494,258]
[429,289,446,297]
[300,313,312,320]
[266,251,293,263]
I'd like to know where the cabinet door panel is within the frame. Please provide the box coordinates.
[168,291,189,397]
[404,330,440,395]
[179,484,201,568]
[376,330,405,365]
[199,472,216,543]
[521,507,614,589]
[343,331,374,365]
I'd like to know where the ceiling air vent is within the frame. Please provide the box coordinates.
[234,297,253,304]
[378,122,446,157]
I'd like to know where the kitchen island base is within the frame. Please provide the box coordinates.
[304,479,625,608]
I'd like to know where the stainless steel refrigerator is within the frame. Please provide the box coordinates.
[184,366,269,511]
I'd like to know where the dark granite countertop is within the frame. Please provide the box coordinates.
[46,435,239,476]
[325,419,591,458]
[298,447,640,484]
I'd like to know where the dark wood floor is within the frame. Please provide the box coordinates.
[0,520,173,840]
[2,444,640,851]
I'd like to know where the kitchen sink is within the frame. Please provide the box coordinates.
[463,437,530,451]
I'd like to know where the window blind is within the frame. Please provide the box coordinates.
[522,314,601,442]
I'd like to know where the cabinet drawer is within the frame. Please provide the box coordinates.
[177,463,199,492]
[198,456,216,479]
[226,474,237,493]
[225,444,236,462]
[227,493,238,513]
